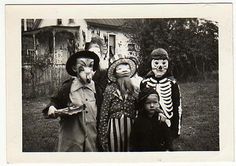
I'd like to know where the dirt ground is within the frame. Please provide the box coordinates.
[22,80,219,152]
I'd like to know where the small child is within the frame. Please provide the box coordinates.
[129,88,172,151]
[42,51,102,152]
[140,48,182,139]
[97,55,138,152]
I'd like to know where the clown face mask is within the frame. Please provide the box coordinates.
[73,58,95,84]
[115,63,131,78]
[151,59,169,78]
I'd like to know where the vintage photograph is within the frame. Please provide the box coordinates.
[22,18,219,152]
[5,4,234,163]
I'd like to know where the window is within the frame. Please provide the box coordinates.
[128,44,136,51]
[109,34,115,56]
[57,19,62,25]
[26,19,34,31]
[68,19,74,24]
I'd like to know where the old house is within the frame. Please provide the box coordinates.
[22,19,138,98]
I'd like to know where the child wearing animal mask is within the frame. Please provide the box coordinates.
[97,55,138,152]
[140,48,182,141]
[42,51,102,152]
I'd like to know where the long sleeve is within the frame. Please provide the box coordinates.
[42,79,72,118]
[170,81,182,138]
[97,85,112,151]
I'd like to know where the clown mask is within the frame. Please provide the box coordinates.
[115,63,131,78]
[151,59,169,78]
[73,58,95,84]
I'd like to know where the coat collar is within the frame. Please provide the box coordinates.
[70,77,96,93]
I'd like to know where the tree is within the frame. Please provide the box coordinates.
[122,18,218,81]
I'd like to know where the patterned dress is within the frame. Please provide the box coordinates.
[98,83,138,152]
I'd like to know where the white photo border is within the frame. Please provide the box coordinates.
[5,3,234,163]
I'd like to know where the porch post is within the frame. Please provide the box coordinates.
[52,30,56,65]
[32,34,36,61]
[33,34,36,50]
[24,19,27,31]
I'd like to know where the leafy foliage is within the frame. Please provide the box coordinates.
[122,18,218,81]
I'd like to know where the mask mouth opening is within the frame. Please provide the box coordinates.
[86,77,91,83]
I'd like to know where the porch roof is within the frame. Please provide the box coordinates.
[22,25,80,35]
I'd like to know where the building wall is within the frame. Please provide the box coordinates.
[38,19,57,28]
[87,27,137,69]
[22,19,138,98]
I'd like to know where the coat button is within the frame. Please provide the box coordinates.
[85,99,88,101]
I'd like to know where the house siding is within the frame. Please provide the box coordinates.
[22,19,138,98]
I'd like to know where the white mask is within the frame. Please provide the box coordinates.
[115,63,131,78]
[73,58,95,84]
[151,59,169,78]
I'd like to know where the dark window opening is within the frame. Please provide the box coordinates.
[57,19,62,25]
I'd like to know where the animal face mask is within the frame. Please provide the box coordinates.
[73,58,95,84]
[151,59,169,78]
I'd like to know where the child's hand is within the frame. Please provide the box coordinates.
[158,113,167,122]
[158,113,171,127]
[48,106,57,118]
[156,107,163,113]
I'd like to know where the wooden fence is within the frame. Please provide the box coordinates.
[22,64,70,99]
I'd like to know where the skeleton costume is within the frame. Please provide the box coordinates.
[140,48,182,138]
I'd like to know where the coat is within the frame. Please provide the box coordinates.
[129,112,172,151]
[42,78,103,152]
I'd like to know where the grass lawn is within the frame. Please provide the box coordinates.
[22,80,219,152]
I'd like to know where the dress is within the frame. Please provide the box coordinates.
[98,83,138,152]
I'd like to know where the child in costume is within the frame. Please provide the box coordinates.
[42,51,102,152]
[130,88,172,151]
[129,55,143,93]
[98,55,138,152]
[140,48,182,140]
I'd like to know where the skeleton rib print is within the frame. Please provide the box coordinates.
[156,78,173,119]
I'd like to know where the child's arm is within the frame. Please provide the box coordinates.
[97,85,112,151]
[42,80,71,118]
[170,81,182,138]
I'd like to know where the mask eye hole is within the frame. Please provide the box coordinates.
[153,60,160,66]
[89,62,94,68]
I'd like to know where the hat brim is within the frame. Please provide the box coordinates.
[107,58,137,82]
[66,51,100,76]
